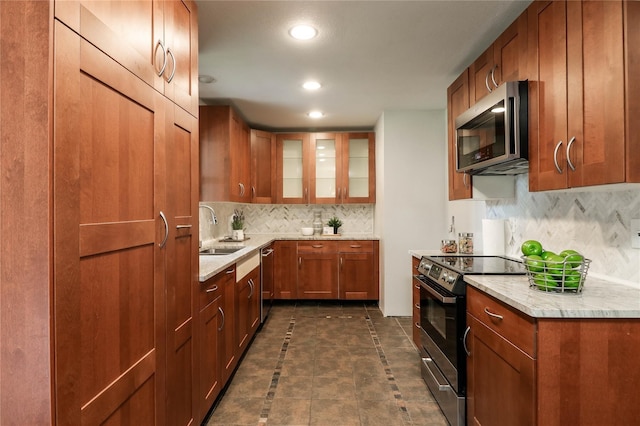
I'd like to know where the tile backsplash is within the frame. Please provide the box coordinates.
[487,175,640,285]
[199,202,374,242]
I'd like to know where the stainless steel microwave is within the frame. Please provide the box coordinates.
[455,81,528,175]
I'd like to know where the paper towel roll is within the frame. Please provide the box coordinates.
[482,219,505,255]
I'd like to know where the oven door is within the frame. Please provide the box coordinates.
[415,274,465,395]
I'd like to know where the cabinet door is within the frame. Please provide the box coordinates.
[341,132,376,203]
[566,0,625,187]
[53,23,165,425]
[230,112,251,202]
[467,314,536,426]
[469,45,495,105]
[273,241,298,299]
[447,70,472,200]
[251,129,276,203]
[299,253,339,299]
[235,276,251,353]
[198,292,221,423]
[164,105,199,426]
[162,0,199,116]
[339,252,375,300]
[528,0,569,191]
[276,133,311,204]
[220,266,237,383]
[310,133,341,204]
[494,11,528,84]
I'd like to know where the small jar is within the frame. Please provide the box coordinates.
[312,210,323,235]
[459,233,474,254]
[441,239,457,253]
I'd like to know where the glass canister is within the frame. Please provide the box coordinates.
[459,232,474,254]
[441,239,457,253]
[312,210,323,235]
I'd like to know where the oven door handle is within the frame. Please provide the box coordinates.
[415,276,457,304]
[422,357,451,392]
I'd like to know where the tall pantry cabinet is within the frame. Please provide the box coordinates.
[0,1,200,424]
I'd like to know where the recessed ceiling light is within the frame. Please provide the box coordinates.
[308,111,324,119]
[198,75,216,84]
[289,25,318,40]
[303,81,322,90]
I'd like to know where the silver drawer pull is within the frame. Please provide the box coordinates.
[176,224,192,229]
[415,322,421,329]
[414,303,420,310]
[312,244,323,248]
[226,268,235,274]
[206,285,218,293]
[484,307,504,320]
[350,244,362,248]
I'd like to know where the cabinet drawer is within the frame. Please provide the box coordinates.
[200,267,234,308]
[297,241,338,253]
[467,286,536,357]
[338,240,373,253]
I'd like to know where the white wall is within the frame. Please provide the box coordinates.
[375,110,447,316]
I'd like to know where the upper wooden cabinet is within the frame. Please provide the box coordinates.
[55,0,199,117]
[447,70,472,200]
[528,0,640,191]
[200,105,251,202]
[276,131,376,204]
[469,11,528,105]
[250,129,276,203]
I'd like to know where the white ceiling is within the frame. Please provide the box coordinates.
[196,0,531,131]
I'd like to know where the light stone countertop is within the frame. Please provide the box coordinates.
[409,249,640,319]
[200,233,380,282]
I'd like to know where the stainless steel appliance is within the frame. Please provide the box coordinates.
[414,255,526,426]
[455,81,528,175]
[260,245,274,323]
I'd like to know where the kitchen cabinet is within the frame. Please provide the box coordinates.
[411,256,421,348]
[447,70,472,200]
[528,0,640,191]
[235,253,261,355]
[251,129,276,203]
[338,240,379,300]
[274,240,299,299]
[466,285,640,425]
[200,105,251,202]
[53,15,199,425]
[55,0,199,116]
[469,11,528,105]
[298,241,339,299]
[466,287,536,426]
[197,273,227,423]
[275,133,312,204]
[220,265,238,384]
[276,132,376,204]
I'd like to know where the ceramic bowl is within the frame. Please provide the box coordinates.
[301,227,314,236]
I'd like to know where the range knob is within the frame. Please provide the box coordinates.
[422,262,432,272]
[441,272,449,283]
[446,273,458,284]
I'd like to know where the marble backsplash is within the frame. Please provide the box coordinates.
[199,202,374,242]
[486,175,640,285]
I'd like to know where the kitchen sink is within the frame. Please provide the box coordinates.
[199,247,244,255]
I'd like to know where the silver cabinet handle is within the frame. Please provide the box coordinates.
[350,244,362,248]
[304,187,308,203]
[155,39,167,77]
[261,248,274,257]
[166,47,176,83]
[340,257,343,268]
[248,279,254,299]
[337,187,341,201]
[485,69,492,93]
[206,285,218,293]
[414,284,420,289]
[159,211,169,248]
[414,303,420,310]
[463,326,471,356]
[463,172,470,189]
[251,186,255,200]
[298,257,301,267]
[553,140,564,174]
[238,183,245,197]
[176,224,192,229]
[566,136,576,171]
[218,306,225,331]
[225,268,235,275]
[415,322,421,329]
[490,64,498,88]
[312,244,323,248]
[484,307,504,320]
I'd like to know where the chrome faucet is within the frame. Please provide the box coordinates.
[199,204,218,225]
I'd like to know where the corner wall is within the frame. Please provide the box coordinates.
[375,110,447,316]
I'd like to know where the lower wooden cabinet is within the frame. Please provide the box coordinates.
[339,241,379,300]
[466,285,640,426]
[274,240,298,299]
[235,261,260,355]
[298,241,339,299]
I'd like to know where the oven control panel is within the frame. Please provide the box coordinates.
[418,257,461,293]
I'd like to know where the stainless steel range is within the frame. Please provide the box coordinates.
[413,255,526,426]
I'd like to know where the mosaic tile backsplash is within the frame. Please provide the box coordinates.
[199,202,374,243]
[487,175,640,285]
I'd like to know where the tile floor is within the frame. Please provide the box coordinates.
[204,302,448,426]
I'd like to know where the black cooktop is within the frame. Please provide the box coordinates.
[428,255,527,275]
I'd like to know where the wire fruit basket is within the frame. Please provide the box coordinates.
[521,255,591,294]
